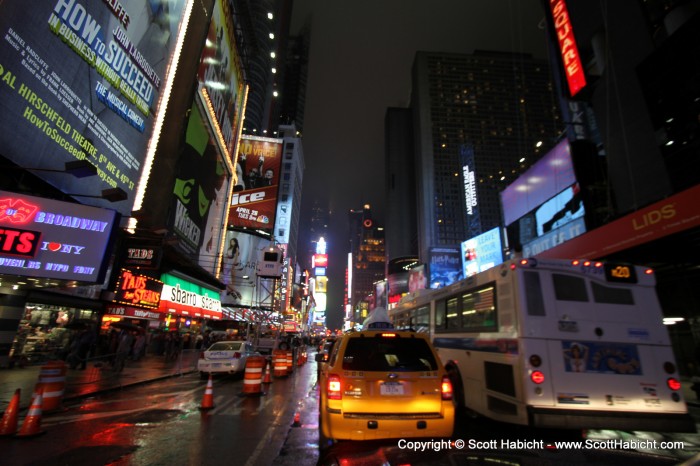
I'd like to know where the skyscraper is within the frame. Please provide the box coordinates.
[347,205,386,325]
[407,50,561,281]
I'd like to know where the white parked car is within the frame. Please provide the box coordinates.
[197,341,260,379]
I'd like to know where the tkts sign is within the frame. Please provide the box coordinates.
[113,269,163,309]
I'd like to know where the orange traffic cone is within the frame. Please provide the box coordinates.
[263,360,272,384]
[291,411,301,427]
[0,388,20,436]
[199,374,215,410]
[16,387,46,438]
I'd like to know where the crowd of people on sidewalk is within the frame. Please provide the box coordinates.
[62,327,206,372]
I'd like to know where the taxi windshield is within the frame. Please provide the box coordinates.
[341,337,437,372]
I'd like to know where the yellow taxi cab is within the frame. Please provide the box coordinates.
[318,308,454,444]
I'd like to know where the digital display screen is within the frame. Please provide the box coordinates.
[604,264,638,284]
[461,227,504,277]
[0,190,117,282]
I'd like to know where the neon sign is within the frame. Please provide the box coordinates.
[0,191,117,282]
[549,0,586,97]
[114,269,163,309]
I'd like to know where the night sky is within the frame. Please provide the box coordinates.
[289,0,550,329]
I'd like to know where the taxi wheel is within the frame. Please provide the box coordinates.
[446,365,466,412]
[318,414,334,452]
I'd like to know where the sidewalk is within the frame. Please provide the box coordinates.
[0,349,200,411]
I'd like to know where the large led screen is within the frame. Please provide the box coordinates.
[460,227,504,277]
[229,136,283,230]
[0,0,186,216]
[500,140,576,226]
[0,190,117,282]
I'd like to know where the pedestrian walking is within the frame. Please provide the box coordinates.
[113,330,135,372]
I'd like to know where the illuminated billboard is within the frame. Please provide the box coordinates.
[429,248,462,289]
[171,98,230,275]
[500,140,576,226]
[0,190,117,282]
[159,273,222,320]
[502,139,596,257]
[460,227,504,277]
[113,269,162,310]
[228,136,283,230]
[220,229,274,308]
[197,0,246,159]
[408,265,428,292]
[0,0,188,216]
[313,254,328,268]
[459,144,482,237]
[548,0,586,97]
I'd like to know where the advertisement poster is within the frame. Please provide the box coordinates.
[562,341,642,375]
[171,98,230,275]
[408,265,428,292]
[0,0,187,216]
[220,229,274,308]
[197,0,246,158]
[229,136,283,230]
[429,248,462,289]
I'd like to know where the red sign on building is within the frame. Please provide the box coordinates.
[549,0,586,97]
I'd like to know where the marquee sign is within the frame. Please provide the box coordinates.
[0,190,117,282]
[113,269,162,309]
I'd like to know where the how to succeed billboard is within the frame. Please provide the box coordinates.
[0,0,188,216]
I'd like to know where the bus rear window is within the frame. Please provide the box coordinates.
[553,274,588,302]
[592,281,635,305]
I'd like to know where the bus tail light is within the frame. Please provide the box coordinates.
[530,371,545,384]
[327,374,342,400]
[441,375,453,400]
[667,378,681,391]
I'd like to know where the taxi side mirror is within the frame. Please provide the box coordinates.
[315,353,325,362]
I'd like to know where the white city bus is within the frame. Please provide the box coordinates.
[390,257,694,432]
